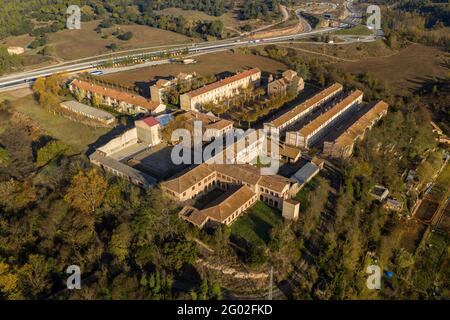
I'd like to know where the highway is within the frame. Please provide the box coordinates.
[0,26,342,93]
[344,0,363,25]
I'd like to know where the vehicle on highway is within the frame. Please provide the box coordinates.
[90,70,104,76]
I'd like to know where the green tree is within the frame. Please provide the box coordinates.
[64,168,108,214]
[199,278,208,300]
[118,31,133,41]
[211,283,222,300]
[17,255,50,298]
[36,140,68,167]
[91,93,101,108]
[109,223,132,263]
[160,240,197,272]
[0,261,23,300]
[0,146,9,166]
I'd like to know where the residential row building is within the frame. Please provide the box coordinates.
[161,163,300,228]
[70,79,166,115]
[180,68,262,111]
[285,90,364,148]
[267,69,305,97]
[322,100,389,159]
[264,83,343,135]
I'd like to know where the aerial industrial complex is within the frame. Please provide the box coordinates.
[69,66,390,230]
[2,0,448,302]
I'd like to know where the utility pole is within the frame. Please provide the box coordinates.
[268,266,273,300]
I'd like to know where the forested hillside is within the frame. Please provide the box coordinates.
[377,0,450,49]
[0,101,207,300]
[0,0,283,41]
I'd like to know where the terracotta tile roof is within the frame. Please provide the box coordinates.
[206,119,233,131]
[280,144,301,160]
[162,163,292,195]
[185,68,261,99]
[311,155,325,168]
[269,83,343,128]
[258,175,291,193]
[179,206,210,228]
[181,111,233,131]
[200,185,256,223]
[179,185,256,227]
[333,100,388,148]
[212,164,262,186]
[282,70,298,82]
[266,138,301,160]
[71,79,161,112]
[298,90,364,138]
[155,79,172,88]
[213,164,291,193]
[161,163,214,194]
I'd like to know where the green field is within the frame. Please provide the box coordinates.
[411,232,449,296]
[436,162,450,186]
[11,95,109,154]
[334,25,373,36]
[231,201,283,246]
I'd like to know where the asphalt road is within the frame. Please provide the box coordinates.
[0,1,373,94]
[0,26,342,93]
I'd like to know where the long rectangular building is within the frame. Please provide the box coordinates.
[161,163,295,210]
[264,83,343,134]
[285,90,364,148]
[162,163,299,229]
[60,100,115,125]
[180,68,261,111]
[70,79,166,115]
[323,100,388,159]
[179,185,258,228]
